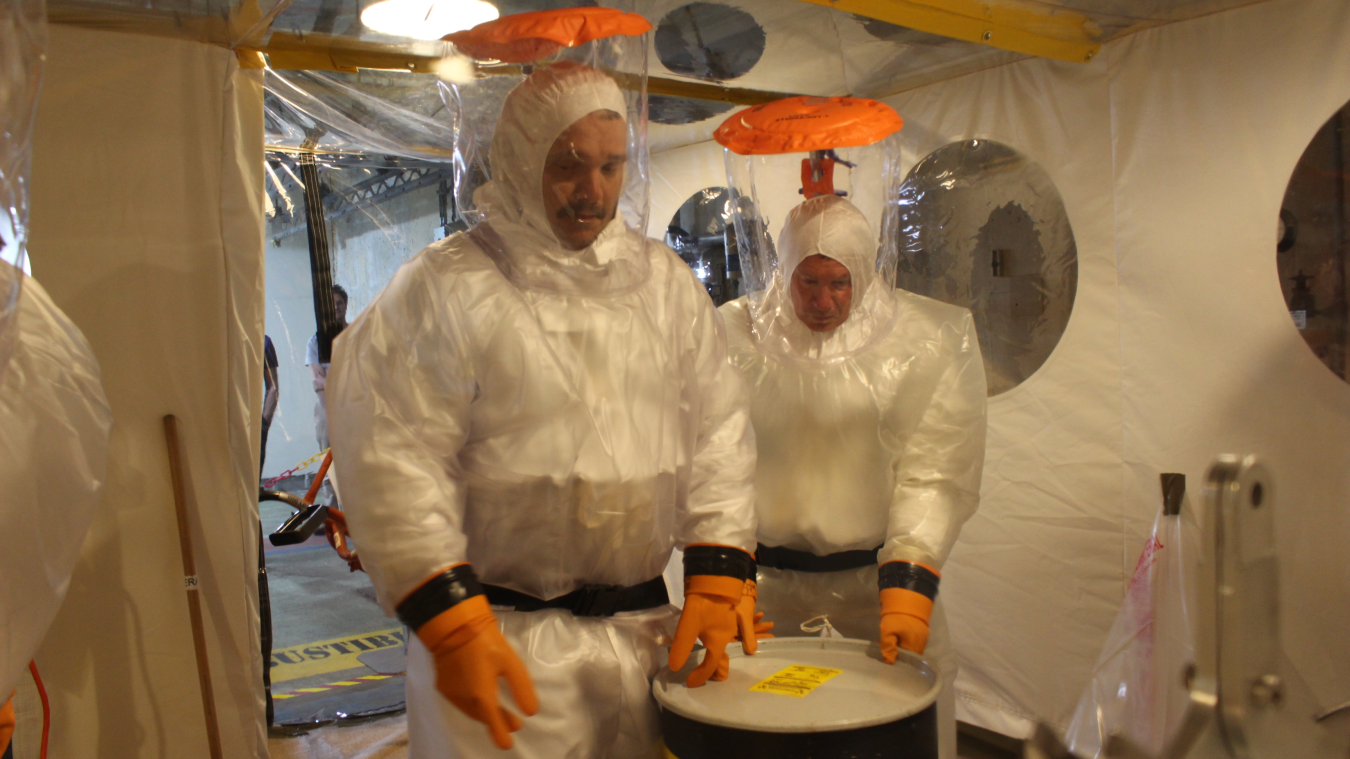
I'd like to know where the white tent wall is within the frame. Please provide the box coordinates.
[651,0,1350,741]
[26,26,267,759]
[1108,0,1350,716]
[881,56,1124,737]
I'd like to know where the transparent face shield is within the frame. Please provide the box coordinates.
[723,131,903,360]
[443,24,651,295]
[0,0,43,375]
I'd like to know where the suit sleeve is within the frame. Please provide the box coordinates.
[327,256,477,614]
[880,311,988,568]
[674,265,758,554]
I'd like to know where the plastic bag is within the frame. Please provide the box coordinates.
[1062,493,1199,757]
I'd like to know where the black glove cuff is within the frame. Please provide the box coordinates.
[683,544,755,582]
[396,564,485,632]
[878,561,940,601]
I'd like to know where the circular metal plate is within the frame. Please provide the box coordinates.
[653,637,939,733]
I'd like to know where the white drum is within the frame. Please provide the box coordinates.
[653,637,940,759]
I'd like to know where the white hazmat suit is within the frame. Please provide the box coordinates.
[0,271,112,701]
[327,64,757,759]
[719,195,986,759]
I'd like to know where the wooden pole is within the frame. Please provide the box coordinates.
[162,415,225,759]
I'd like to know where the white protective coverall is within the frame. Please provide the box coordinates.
[719,195,986,759]
[0,270,112,699]
[327,64,757,759]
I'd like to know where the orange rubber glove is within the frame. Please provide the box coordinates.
[670,575,743,687]
[879,587,933,662]
[0,692,14,756]
[417,595,539,749]
[733,579,774,655]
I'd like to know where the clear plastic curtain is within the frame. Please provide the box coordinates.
[0,0,43,373]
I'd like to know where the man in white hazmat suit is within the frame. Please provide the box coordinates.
[0,264,112,755]
[719,195,986,759]
[327,62,759,758]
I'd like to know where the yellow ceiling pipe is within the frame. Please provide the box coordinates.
[795,0,1101,63]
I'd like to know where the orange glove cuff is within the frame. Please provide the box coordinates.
[686,574,746,601]
[880,587,934,624]
[416,595,496,654]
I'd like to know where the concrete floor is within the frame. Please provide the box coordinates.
[260,495,407,728]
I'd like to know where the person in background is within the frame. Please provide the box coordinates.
[719,195,987,759]
[261,334,279,477]
[305,284,347,453]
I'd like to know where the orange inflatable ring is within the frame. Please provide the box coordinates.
[446,7,653,63]
[715,96,903,155]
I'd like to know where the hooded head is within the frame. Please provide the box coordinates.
[777,195,876,331]
[486,62,630,251]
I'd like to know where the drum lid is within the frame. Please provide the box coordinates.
[653,637,940,733]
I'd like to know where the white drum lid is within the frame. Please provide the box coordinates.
[653,637,940,733]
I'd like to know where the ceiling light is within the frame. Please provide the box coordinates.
[361,0,497,41]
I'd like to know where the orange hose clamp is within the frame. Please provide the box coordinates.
[446,7,653,63]
[715,96,903,156]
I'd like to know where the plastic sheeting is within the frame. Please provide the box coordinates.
[236,1,1279,161]
[1062,503,1199,757]
[265,68,456,160]
[0,276,112,702]
[0,0,43,371]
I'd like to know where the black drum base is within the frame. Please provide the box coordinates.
[660,701,938,759]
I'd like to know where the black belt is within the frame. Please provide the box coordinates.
[755,543,882,573]
[482,576,669,617]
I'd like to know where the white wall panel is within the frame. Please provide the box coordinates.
[28,27,266,758]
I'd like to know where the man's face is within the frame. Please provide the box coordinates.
[334,293,348,325]
[541,111,627,250]
[790,254,853,332]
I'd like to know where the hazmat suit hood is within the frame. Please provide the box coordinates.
[753,195,896,362]
[470,62,651,295]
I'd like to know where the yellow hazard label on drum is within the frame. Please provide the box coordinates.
[749,664,843,697]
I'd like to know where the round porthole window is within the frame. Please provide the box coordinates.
[654,3,765,81]
[666,187,737,305]
[894,139,1079,396]
[1278,104,1349,382]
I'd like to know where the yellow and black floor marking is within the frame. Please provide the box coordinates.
[270,627,406,682]
[273,674,396,700]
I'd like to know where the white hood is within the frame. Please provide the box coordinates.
[752,195,896,362]
[471,62,649,295]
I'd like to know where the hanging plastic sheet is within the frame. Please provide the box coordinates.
[1062,490,1199,757]
[0,0,43,373]
[264,67,458,160]
[259,146,458,730]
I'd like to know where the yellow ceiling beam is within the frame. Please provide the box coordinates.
[231,0,297,48]
[795,0,1101,63]
[246,32,445,74]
